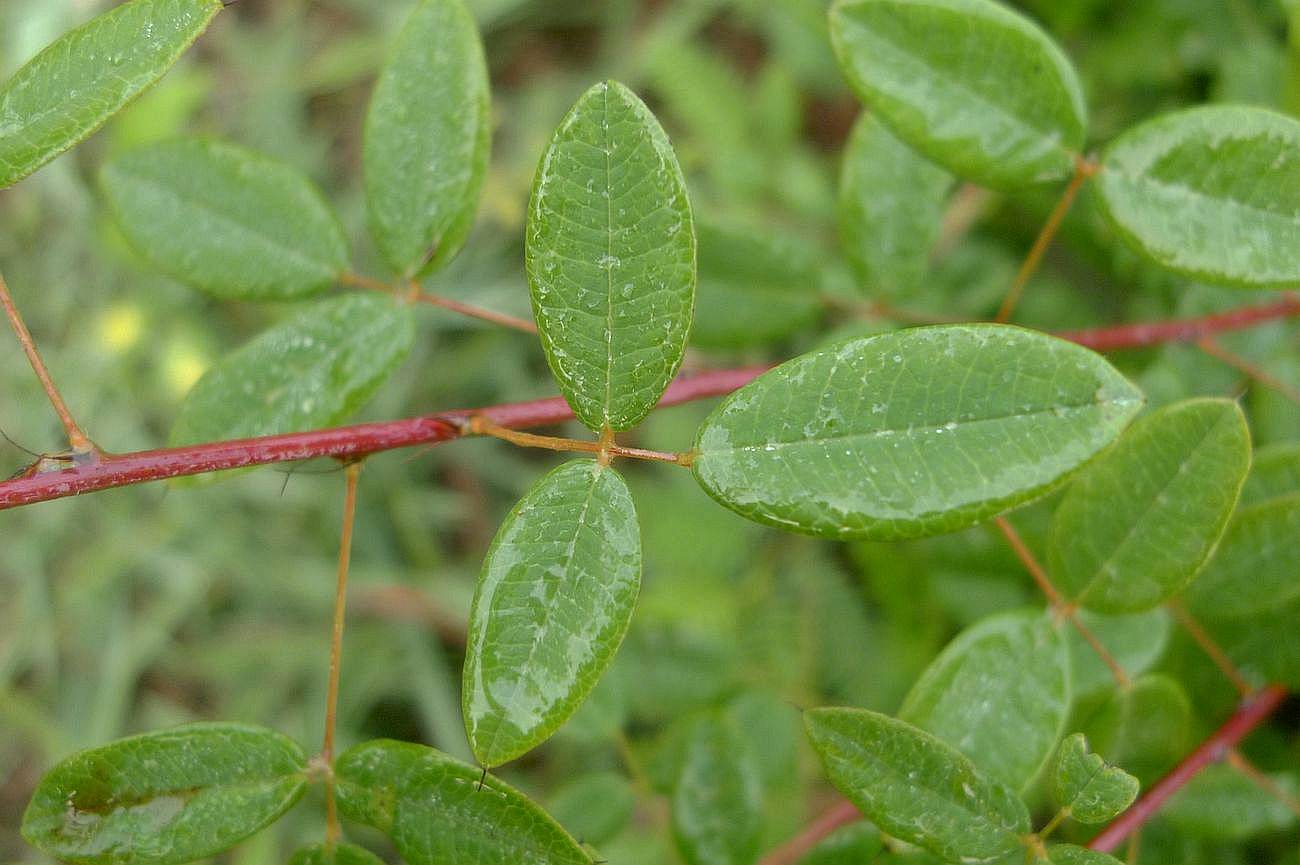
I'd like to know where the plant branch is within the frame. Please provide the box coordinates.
[468,416,691,465]
[1087,684,1288,853]
[1166,599,1254,698]
[1226,749,1300,817]
[0,272,93,452]
[755,798,861,865]
[341,270,538,333]
[1057,295,1300,351]
[1197,336,1300,405]
[322,461,361,846]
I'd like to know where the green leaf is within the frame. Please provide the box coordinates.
[102,138,349,300]
[804,707,1031,863]
[335,739,593,865]
[1067,609,1170,697]
[691,325,1143,540]
[364,0,490,276]
[526,80,696,432]
[21,722,306,865]
[462,459,641,767]
[1185,493,1300,618]
[1164,764,1298,840]
[288,842,386,865]
[798,822,884,865]
[0,0,223,188]
[1080,673,1190,785]
[1046,845,1124,865]
[671,715,763,865]
[1050,733,1139,824]
[899,610,1070,791]
[1095,106,1300,287]
[1048,398,1250,613]
[1241,442,1300,506]
[548,773,635,848]
[838,113,953,297]
[828,0,1087,189]
[170,293,414,446]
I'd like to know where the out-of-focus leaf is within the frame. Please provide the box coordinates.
[1050,733,1139,824]
[462,459,640,767]
[526,80,695,432]
[102,138,349,300]
[288,843,386,865]
[798,821,884,865]
[829,0,1087,188]
[548,772,634,848]
[692,325,1143,540]
[1067,609,1170,697]
[671,714,763,865]
[0,0,223,188]
[1081,673,1190,784]
[1164,764,1298,840]
[1186,493,1300,618]
[1240,442,1300,506]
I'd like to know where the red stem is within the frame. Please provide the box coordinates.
[755,799,861,865]
[1058,295,1300,351]
[1087,684,1288,853]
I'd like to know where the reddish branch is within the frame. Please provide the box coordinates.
[1058,295,1300,351]
[755,798,861,865]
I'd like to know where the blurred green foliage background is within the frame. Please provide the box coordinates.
[2,1,1299,862]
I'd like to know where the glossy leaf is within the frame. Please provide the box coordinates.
[102,138,349,300]
[364,0,490,276]
[1096,105,1300,287]
[463,459,641,767]
[899,610,1070,790]
[526,80,696,432]
[170,293,415,446]
[838,113,952,297]
[1049,398,1250,613]
[334,739,592,865]
[1186,493,1300,619]
[1240,442,1300,506]
[1164,764,1298,840]
[828,0,1087,188]
[692,325,1143,540]
[22,723,306,865]
[288,842,386,865]
[1050,733,1139,824]
[804,707,1030,863]
[671,715,763,865]
[0,0,223,188]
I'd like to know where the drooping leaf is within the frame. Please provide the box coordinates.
[0,0,223,188]
[1048,398,1250,613]
[691,325,1143,540]
[838,113,953,297]
[1240,442,1300,506]
[462,459,641,767]
[170,293,415,446]
[1164,764,1298,840]
[1080,673,1190,785]
[334,739,592,865]
[899,610,1070,791]
[548,773,635,848]
[1067,609,1170,697]
[526,80,696,432]
[1050,733,1139,824]
[671,714,763,865]
[288,842,386,865]
[804,707,1031,863]
[1185,493,1300,619]
[1095,105,1300,287]
[102,138,349,300]
[21,723,306,865]
[364,0,490,276]
[798,822,884,865]
[828,0,1087,189]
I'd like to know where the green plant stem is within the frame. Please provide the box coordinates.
[322,461,362,846]
[340,270,537,333]
[468,415,692,465]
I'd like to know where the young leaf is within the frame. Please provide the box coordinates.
[899,610,1070,791]
[0,0,223,189]
[364,0,490,276]
[102,138,349,300]
[1050,733,1139,824]
[170,293,414,446]
[1185,493,1300,619]
[671,715,763,865]
[462,459,641,768]
[828,0,1087,189]
[691,325,1143,540]
[1048,398,1250,613]
[804,707,1031,863]
[21,722,306,865]
[288,842,386,865]
[526,80,696,433]
[838,113,953,297]
[1095,105,1300,287]
[334,739,593,865]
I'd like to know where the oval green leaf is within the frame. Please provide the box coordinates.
[1185,493,1300,619]
[1047,846,1124,865]
[0,0,223,188]
[288,842,386,865]
[1164,764,1298,840]
[691,324,1144,541]
[21,722,306,865]
[828,0,1087,189]
[526,80,696,432]
[804,707,1030,863]
[1048,398,1250,613]
[899,610,1070,791]
[1050,733,1139,825]
[1096,105,1300,288]
[170,293,415,446]
[1241,442,1300,506]
[364,0,490,276]
[463,459,641,767]
[102,138,349,300]
[839,112,953,298]
[335,739,593,865]
[671,715,763,865]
